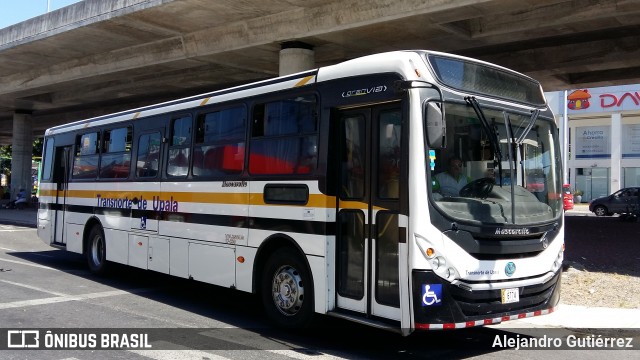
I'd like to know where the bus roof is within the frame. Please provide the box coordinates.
[45,50,542,136]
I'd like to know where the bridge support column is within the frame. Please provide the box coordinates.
[10,112,34,201]
[279,41,315,76]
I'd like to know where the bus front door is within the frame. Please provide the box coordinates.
[336,105,405,324]
[51,146,71,245]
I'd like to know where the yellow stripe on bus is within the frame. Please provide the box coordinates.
[38,189,383,210]
[294,75,315,87]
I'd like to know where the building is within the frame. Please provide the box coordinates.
[547,85,640,203]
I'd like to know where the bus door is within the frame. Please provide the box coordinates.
[51,146,71,245]
[336,105,404,323]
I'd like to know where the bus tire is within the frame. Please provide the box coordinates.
[87,225,108,275]
[261,248,314,329]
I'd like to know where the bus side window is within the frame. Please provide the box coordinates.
[167,115,191,177]
[41,138,55,181]
[249,96,318,175]
[72,132,99,179]
[136,132,161,178]
[193,106,246,177]
[100,126,132,179]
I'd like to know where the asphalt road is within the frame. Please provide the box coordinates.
[0,223,638,359]
[564,213,639,276]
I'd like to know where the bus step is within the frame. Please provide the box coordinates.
[326,311,402,334]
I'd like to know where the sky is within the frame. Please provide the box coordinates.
[0,0,83,30]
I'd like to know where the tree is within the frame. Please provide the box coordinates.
[0,137,44,185]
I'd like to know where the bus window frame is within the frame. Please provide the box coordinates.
[98,125,133,180]
[135,130,163,181]
[248,93,320,177]
[166,114,194,179]
[192,103,248,179]
[72,131,100,180]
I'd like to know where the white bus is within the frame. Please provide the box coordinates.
[38,50,563,335]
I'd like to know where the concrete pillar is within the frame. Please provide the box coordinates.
[10,112,34,200]
[610,112,622,192]
[279,41,315,76]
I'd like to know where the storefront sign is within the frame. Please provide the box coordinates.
[623,124,640,158]
[575,126,610,158]
[567,85,640,114]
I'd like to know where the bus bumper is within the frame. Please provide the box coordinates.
[412,269,561,330]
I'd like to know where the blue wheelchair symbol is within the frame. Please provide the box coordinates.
[421,284,442,306]
[140,216,147,230]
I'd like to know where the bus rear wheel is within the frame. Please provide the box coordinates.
[261,248,314,329]
[87,225,108,275]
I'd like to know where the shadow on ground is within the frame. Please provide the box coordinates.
[564,214,639,276]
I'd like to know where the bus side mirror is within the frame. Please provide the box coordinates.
[425,102,446,149]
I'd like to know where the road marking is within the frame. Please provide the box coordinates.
[0,257,60,271]
[128,349,347,360]
[128,350,229,360]
[0,288,158,310]
[0,279,69,296]
[267,350,349,359]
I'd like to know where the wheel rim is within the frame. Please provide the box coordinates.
[271,265,304,316]
[90,234,104,266]
[595,207,606,216]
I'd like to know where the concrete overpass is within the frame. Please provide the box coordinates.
[2,0,640,194]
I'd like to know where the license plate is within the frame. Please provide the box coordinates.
[501,288,519,304]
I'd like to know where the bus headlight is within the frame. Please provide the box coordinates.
[431,256,445,270]
[552,246,564,272]
[415,233,459,280]
[446,267,456,280]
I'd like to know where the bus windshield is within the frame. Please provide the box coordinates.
[429,101,562,225]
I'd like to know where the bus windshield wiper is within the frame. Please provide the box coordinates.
[465,96,503,184]
[515,109,540,145]
[503,111,517,224]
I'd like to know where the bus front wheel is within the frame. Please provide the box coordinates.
[87,225,108,275]
[261,248,314,329]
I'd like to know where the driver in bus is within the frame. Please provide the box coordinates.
[433,156,472,197]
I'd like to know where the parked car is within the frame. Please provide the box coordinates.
[562,184,574,210]
[589,187,640,217]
